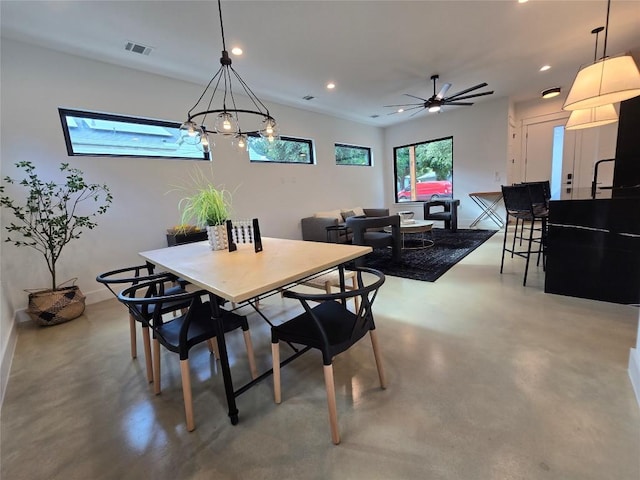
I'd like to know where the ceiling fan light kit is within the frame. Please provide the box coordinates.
[563,0,640,112]
[541,87,561,99]
[384,74,494,117]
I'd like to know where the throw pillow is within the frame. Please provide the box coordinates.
[351,206,366,217]
[341,210,357,221]
[315,209,343,222]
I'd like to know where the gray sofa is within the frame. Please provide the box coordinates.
[301,207,389,243]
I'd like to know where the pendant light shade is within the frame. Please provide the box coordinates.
[563,55,640,111]
[565,103,618,130]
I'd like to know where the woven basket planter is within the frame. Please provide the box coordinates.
[27,285,86,326]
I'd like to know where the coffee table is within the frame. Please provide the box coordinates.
[385,220,434,249]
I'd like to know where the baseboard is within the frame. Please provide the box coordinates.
[84,286,113,306]
[0,317,17,410]
[629,347,640,409]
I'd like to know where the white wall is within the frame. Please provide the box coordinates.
[384,97,511,226]
[0,39,387,402]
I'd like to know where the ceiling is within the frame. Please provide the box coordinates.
[2,0,639,128]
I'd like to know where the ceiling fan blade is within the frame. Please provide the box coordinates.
[436,83,452,100]
[403,93,429,102]
[445,90,494,102]
[386,105,425,115]
[409,108,426,118]
[383,102,424,107]
[444,102,474,106]
[445,82,489,100]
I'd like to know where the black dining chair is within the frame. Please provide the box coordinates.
[500,184,548,286]
[118,277,257,432]
[96,264,188,383]
[272,267,386,444]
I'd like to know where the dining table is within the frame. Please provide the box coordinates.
[139,237,372,425]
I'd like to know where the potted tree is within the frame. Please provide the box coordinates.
[0,161,112,326]
[176,170,232,251]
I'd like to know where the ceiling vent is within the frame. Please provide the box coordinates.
[125,41,153,56]
[302,95,315,101]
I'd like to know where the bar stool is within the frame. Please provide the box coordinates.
[500,185,548,286]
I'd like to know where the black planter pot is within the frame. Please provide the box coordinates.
[166,230,208,247]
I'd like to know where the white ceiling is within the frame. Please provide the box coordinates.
[2,0,639,127]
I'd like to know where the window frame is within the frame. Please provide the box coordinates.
[247,134,315,164]
[393,135,454,204]
[58,108,210,160]
[334,143,372,166]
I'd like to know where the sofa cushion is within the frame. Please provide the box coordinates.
[315,209,343,222]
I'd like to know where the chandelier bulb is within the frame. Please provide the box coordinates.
[200,132,211,153]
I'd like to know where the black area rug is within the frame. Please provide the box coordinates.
[355,228,497,282]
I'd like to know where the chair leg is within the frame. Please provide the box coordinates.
[129,314,137,359]
[369,330,387,389]
[323,364,341,445]
[207,338,220,360]
[523,221,535,286]
[142,325,153,383]
[243,330,258,380]
[352,276,360,312]
[500,220,509,274]
[153,338,161,395]
[272,342,281,404]
[180,359,195,432]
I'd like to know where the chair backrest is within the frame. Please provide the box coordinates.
[117,278,210,354]
[346,215,400,245]
[282,267,385,361]
[520,180,550,207]
[501,184,534,214]
[96,263,166,297]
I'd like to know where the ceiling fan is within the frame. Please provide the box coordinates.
[385,74,494,116]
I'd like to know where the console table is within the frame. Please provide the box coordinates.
[468,191,504,228]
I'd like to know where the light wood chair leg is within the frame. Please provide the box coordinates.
[129,314,137,359]
[207,338,220,360]
[272,342,281,404]
[369,330,387,389]
[351,276,360,312]
[243,330,258,380]
[180,359,195,432]
[153,338,162,395]
[142,325,153,383]
[323,364,341,445]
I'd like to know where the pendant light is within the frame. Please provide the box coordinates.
[565,27,618,130]
[563,0,640,111]
[180,0,278,152]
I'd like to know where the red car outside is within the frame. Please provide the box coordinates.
[397,178,452,202]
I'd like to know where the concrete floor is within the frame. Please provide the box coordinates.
[2,232,639,479]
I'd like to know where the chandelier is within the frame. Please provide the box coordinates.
[563,0,640,112]
[180,0,278,152]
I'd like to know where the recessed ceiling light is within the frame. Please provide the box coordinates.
[540,65,551,72]
[542,87,562,99]
[326,82,336,90]
[231,47,243,55]
[518,0,529,3]
[397,108,404,113]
